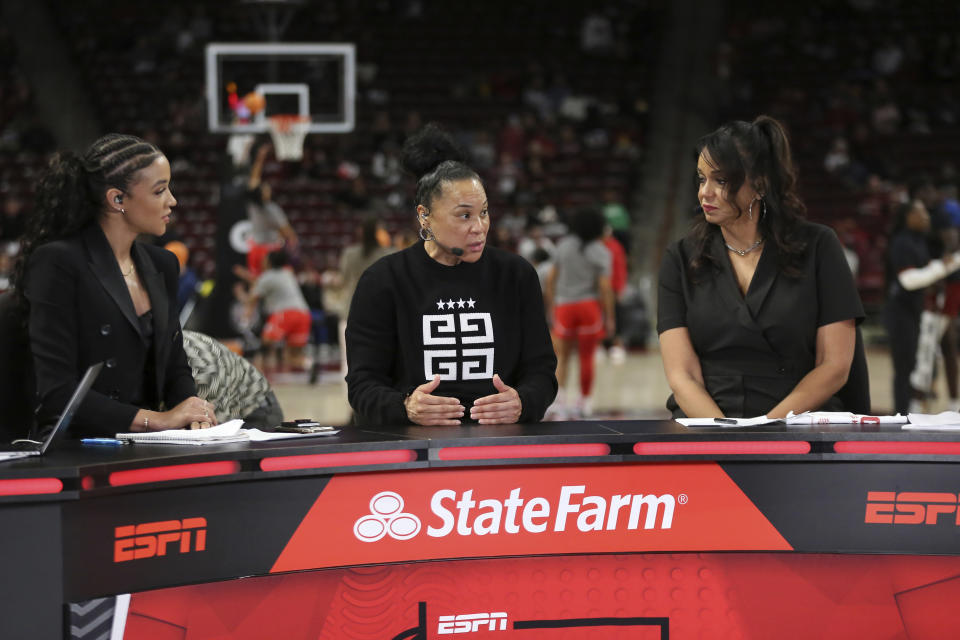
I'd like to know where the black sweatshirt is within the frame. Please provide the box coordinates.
[345,241,558,426]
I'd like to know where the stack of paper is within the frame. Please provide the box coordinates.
[785,411,907,425]
[904,412,960,431]
[675,416,782,427]
[116,419,340,445]
[676,411,910,428]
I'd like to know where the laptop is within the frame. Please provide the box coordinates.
[0,362,103,462]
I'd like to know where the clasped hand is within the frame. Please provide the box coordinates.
[404,374,522,426]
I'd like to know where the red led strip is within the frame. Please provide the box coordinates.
[634,441,811,455]
[0,477,63,496]
[834,441,960,455]
[260,449,418,472]
[437,443,611,461]
[109,461,241,487]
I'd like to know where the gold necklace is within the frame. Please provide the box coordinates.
[120,263,135,277]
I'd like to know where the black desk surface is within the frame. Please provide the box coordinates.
[1,419,958,502]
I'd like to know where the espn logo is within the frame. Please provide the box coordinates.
[864,492,960,525]
[438,612,507,634]
[114,517,207,562]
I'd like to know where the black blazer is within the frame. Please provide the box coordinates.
[658,221,864,418]
[0,290,34,441]
[24,224,196,436]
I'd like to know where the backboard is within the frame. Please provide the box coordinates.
[205,43,356,134]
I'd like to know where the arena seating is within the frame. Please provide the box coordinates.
[722,0,960,313]
[34,0,661,276]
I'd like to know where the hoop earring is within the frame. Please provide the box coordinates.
[748,197,764,222]
[120,208,126,215]
[419,226,433,242]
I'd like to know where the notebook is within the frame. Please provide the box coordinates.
[0,362,103,462]
[115,419,340,445]
[116,419,251,445]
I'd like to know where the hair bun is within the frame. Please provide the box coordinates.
[400,122,469,179]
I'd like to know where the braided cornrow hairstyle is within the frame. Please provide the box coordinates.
[12,133,162,311]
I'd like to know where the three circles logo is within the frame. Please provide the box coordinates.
[353,491,422,542]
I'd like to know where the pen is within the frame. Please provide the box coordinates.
[713,418,738,424]
[81,438,129,446]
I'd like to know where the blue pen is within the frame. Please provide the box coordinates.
[81,438,129,446]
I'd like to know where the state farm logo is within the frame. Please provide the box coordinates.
[354,491,422,542]
[865,491,960,525]
[353,485,680,543]
[114,517,207,562]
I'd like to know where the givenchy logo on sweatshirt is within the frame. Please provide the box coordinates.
[423,301,494,381]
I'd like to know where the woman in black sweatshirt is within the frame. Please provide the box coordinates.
[345,124,557,426]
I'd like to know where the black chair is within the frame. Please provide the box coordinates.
[836,325,870,414]
[0,291,35,442]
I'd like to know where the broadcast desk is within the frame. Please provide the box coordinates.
[2,419,960,639]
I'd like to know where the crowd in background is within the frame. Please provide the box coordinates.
[1,0,960,411]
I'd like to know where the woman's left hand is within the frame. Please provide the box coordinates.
[471,374,522,424]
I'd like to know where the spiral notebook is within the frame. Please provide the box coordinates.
[115,419,250,445]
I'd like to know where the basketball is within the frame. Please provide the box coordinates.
[242,91,266,115]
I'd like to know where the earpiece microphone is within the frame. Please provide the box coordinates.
[419,208,464,258]
[429,234,465,257]
[114,195,122,204]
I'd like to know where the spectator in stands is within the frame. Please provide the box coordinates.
[913,175,960,405]
[346,123,557,426]
[885,199,960,413]
[581,9,615,56]
[545,208,615,418]
[658,116,864,419]
[0,245,14,292]
[337,216,395,378]
[296,255,332,384]
[14,133,215,436]
[601,188,631,254]
[239,249,312,372]
[602,224,628,365]
[164,240,198,314]
[530,247,553,306]
[336,175,374,213]
[0,196,25,243]
[516,217,556,263]
[246,143,298,278]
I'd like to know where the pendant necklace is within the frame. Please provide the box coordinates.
[120,263,135,277]
[725,238,763,257]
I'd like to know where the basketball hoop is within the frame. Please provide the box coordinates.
[267,114,310,161]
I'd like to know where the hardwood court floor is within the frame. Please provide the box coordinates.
[272,346,954,427]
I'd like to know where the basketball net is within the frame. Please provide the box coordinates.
[267,115,310,161]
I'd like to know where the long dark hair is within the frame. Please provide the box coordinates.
[400,122,480,209]
[12,133,162,310]
[688,115,808,277]
[569,208,605,248]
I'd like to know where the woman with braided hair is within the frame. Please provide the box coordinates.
[657,116,864,419]
[13,133,217,437]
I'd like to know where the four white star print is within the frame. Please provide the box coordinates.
[437,298,476,310]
